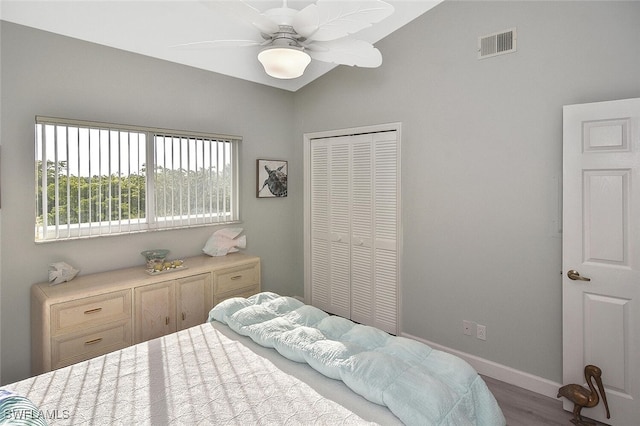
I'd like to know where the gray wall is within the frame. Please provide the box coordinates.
[0,21,301,384]
[293,0,640,382]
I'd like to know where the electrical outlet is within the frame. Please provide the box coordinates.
[477,324,486,340]
[463,320,473,336]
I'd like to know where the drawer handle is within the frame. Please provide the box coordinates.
[85,338,103,345]
[166,316,170,325]
[84,307,103,315]
[182,312,186,321]
[230,275,243,280]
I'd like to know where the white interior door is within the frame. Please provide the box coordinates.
[563,98,640,425]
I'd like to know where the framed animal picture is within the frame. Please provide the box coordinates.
[257,159,288,198]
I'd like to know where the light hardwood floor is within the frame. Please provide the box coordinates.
[482,375,608,426]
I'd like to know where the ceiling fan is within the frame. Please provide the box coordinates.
[177,0,395,79]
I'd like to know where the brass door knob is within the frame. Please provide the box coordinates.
[567,270,591,281]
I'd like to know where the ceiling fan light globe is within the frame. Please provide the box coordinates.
[258,47,311,79]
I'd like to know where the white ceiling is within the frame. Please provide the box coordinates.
[0,0,441,92]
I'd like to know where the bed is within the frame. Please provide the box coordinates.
[2,292,505,425]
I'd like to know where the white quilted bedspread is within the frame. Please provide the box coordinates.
[4,323,375,425]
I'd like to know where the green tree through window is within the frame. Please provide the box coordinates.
[35,117,239,241]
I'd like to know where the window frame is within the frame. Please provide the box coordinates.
[35,116,241,242]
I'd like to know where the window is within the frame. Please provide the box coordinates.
[35,116,240,242]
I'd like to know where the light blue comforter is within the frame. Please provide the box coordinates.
[0,390,48,425]
[209,292,506,426]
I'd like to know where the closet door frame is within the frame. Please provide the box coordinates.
[303,122,402,332]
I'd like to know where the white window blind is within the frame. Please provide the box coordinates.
[35,116,240,242]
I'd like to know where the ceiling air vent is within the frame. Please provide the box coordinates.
[478,28,516,59]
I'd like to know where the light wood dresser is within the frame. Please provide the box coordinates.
[31,252,260,374]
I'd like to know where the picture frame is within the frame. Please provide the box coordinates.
[257,159,288,198]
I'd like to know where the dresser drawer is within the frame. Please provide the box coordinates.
[51,319,132,370]
[214,262,260,295]
[51,290,132,334]
[215,285,260,305]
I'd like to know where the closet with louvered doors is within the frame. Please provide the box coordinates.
[305,124,400,334]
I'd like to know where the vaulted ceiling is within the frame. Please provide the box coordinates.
[1,1,441,92]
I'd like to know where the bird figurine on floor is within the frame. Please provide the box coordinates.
[557,364,611,425]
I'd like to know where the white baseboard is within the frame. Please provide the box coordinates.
[400,332,562,399]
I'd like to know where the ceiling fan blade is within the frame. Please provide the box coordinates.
[201,0,279,35]
[292,3,320,39]
[306,39,382,67]
[294,0,394,42]
[171,39,263,49]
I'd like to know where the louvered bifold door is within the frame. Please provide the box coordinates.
[310,137,351,318]
[372,131,398,334]
[309,129,399,333]
[351,132,399,333]
[350,135,375,326]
